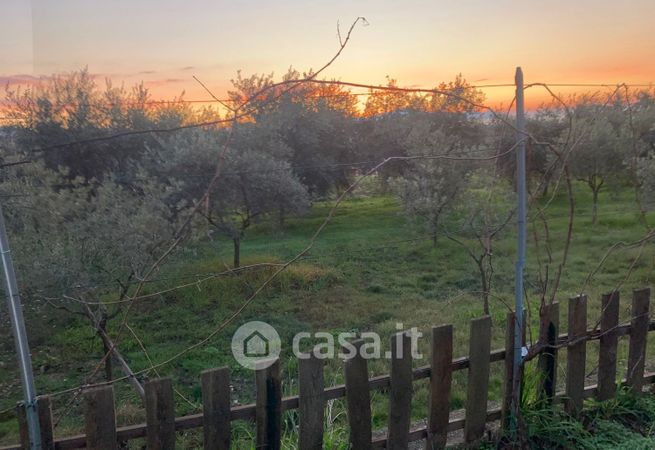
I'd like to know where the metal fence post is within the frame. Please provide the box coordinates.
[0,202,41,449]
[511,66,527,429]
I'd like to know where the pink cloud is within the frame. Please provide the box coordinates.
[0,74,42,86]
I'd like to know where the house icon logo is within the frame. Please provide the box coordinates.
[244,330,269,357]
[232,321,281,369]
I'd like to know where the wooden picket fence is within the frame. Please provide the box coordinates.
[3,287,654,450]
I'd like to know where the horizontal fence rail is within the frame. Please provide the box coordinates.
[3,287,653,450]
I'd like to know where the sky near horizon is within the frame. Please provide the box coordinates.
[1,0,654,109]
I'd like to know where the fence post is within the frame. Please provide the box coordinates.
[37,396,54,450]
[387,332,412,450]
[464,316,491,444]
[426,325,452,450]
[0,203,41,450]
[344,339,372,450]
[537,302,559,404]
[17,396,55,450]
[17,402,28,449]
[565,295,587,417]
[502,312,517,429]
[256,358,282,450]
[298,351,324,450]
[598,291,620,400]
[512,66,528,426]
[627,288,650,392]
[84,385,118,450]
[145,378,176,450]
[201,367,231,450]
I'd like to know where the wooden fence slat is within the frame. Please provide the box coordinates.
[426,325,453,450]
[598,291,620,400]
[538,302,560,404]
[566,295,587,416]
[37,396,55,450]
[16,396,54,449]
[201,367,231,450]
[84,386,118,450]
[256,358,282,450]
[16,403,28,450]
[501,312,516,429]
[627,288,650,392]
[344,339,372,450]
[298,351,324,450]
[145,378,176,450]
[464,316,491,444]
[388,332,412,450]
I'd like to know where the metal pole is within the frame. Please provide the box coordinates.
[0,202,41,449]
[511,67,527,424]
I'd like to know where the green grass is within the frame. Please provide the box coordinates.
[1,183,654,448]
[491,385,655,449]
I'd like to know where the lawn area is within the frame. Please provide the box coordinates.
[1,183,654,447]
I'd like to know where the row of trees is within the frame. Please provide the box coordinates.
[1,69,655,314]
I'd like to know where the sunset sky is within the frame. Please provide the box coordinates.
[1,0,654,110]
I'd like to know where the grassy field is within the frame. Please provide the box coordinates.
[1,182,654,447]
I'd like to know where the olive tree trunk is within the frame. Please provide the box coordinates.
[233,237,241,268]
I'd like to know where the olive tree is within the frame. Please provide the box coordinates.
[206,150,309,267]
[0,162,180,301]
[629,90,655,220]
[162,128,310,267]
[632,90,655,153]
[494,104,568,197]
[3,68,202,181]
[363,74,485,116]
[229,69,360,196]
[443,171,514,315]
[569,104,628,224]
[638,152,655,211]
[393,114,481,245]
[0,159,180,385]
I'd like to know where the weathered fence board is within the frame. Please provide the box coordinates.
[627,288,650,391]
[345,339,372,450]
[388,332,413,450]
[464,316,492,443]
[201,367,231,450]
[426,325,453,450]
[501,312,517,428]
[598,291,620,400]
[537,301,559,404]
[84,386,117,450]
[566,295,587,416]
[256,358,282,450]
[145,378,176,450]
[17,396,54,450]
[298,352,324,450]
[16,403,27,450]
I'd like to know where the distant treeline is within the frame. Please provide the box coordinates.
[1,68,654,308]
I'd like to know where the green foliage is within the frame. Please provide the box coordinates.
[160,124,311,266]
[521,406,592,449]
[517,389,655,449]
[638,151,655,210]
[392,113,485,241]
[363,74,485,116]
[0,162,179,299]
[3,68,205,180]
